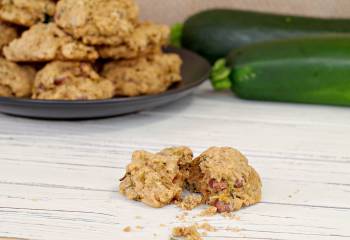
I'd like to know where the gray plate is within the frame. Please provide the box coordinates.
[0,48,210,120]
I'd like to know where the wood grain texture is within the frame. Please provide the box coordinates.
[0,82,350,240]
[136,0,350,24]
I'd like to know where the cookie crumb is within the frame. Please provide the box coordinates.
[172,225,202,240]
[226,226,241,232]
[196,223,216,232]
[199,206,218,217]
[136,225,143,230]
[123,226,131,232]
[221,212,240,220]
[160,224,166,227]
[177,194,203,210]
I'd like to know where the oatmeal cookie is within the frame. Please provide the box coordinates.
[102,53,182,97]
[0,0,56,27]
[98,22,169,60]
[186,147,262,213]
[32,61,114,100]
[4,23,98,62]
[55,0,139,46]
[0,21,17,55]
[0,58,35,97]
[119,146,193,208]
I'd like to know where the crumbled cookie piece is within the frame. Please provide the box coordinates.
[187,147,262,213]
[0,21,17,55]
[102,53,182,97]
[198,206,218,217]
[32,61,114,100]
[0,58,35,97]
[0,0,56,27]
[123,226,131,232]
[119,146,193,208]
[4,23,98,62]
[196,223,216,232]
[172,225,202,240]
[55,0,139,45]
[98,22,169,60]
[177,194,203,210]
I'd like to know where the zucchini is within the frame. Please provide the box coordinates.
[181,9,350,63]
[211,35,350,106]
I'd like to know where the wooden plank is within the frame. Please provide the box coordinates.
[1,83,349,240]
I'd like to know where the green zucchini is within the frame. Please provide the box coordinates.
[180,9,350,63]
[211,35,350,106]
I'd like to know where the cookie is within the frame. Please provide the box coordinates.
[0,21,17,55]
[32,61,114,100]
[4,23,98,62]
[119,147,193,208]
[102,53,182,97]
[0,0,56,27]
[98,22,169,60]
[186,147,262,213]
[55,0,139,46]
[0,58,35,97]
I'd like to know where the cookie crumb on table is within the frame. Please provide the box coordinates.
[172,225,202,240]
[198,206,218,217]
[123,226,131,232]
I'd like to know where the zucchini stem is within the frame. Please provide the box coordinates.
[170,23,184,48]
[210,59,232,90]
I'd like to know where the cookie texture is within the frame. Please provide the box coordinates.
[0,0,56,27]
[32,61,114,100]
[0,21,17,55]
[0,58,35,97]
[98,22,169,60]
[187,147,262,213]
[119,147,193,208]
[102,53,182,97]
[4,23,98,62]
[55,0,139,45]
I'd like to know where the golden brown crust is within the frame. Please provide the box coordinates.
[102,53,182,97]
[55,0,139,45]
[0,58,35,97]
[4,23,98,62]
[98,22,169,60]
[32,61,114,100]
[0,0,56,27]
[119,146,193,208]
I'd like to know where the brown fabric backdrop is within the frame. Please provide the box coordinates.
[136,0,350,24]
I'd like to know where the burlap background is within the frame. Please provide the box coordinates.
[136,0,350,24]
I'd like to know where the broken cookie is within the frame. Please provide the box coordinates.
[32,61,114,100]
[186,147,262,213]
[102,53,182,97]
[4,23,98,62]
[119,146,193,208]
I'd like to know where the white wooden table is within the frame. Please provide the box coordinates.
[0,82,349,240]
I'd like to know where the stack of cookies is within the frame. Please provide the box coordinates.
[0,0,182,100]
